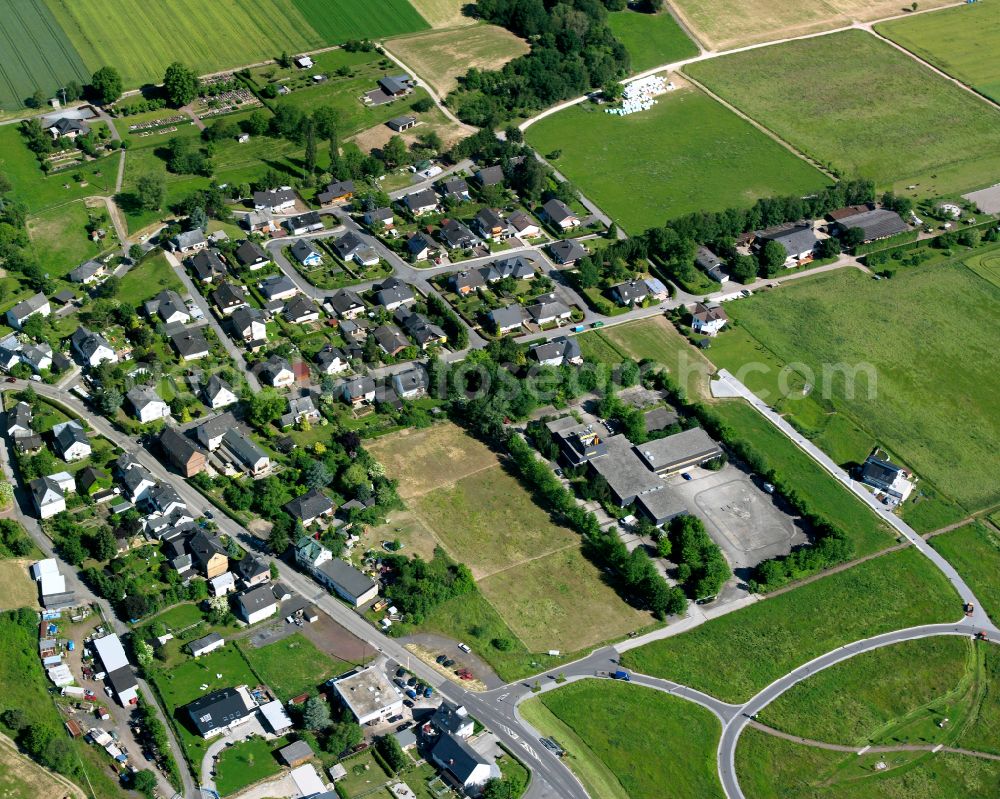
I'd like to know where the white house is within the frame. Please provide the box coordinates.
[52,420,91,462]
[690,302,728,336]
[71,326,117,367]
[30,477,66,519]
[253,187,297,213]
[6,293,50,330]
[203,376,238,409]
[541,198,580,230]
[431,733,501,793]
[188,633,225,658]
[127,386,170,423]
[236,585,278,624]
[295,535,332,572]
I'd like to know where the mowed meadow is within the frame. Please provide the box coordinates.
[877,2,1000,103]
[722,264,1000,512]
[2,0,429,104]
[686,30,1000,196]
[526,84,828,232]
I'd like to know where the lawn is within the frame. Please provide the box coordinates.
[736,726,1000,799]
[930,523,1000,626]
[478,545,648,652]
[45,0,427,91]
[26,199,110,275]
[523,680,723,799]
[526,84,827,232]
[0,560,41,611]
[622,547,961,703]
[0,0,90,110]
[385,24,528,96]
[608,8,699,74]
[152,644,258,717]
[147,602,205,632]
[686,30,1000,197]
[717,264,1000,512]
[760,636,975,744]
[117,252,184,305]
[415,466,579,579]
[338,749,391,798]
[965,248,1000,290]
[0,126,116,213]
[214,735,285,797]
[239,633,347,702]
[366,422,499,500]
[668,0,952,50]
[877,3,1000,104]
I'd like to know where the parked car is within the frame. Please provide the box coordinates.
[435,654,447,664]
[681,472,692,481]
[457,642,471,653]
[443,659,455,668]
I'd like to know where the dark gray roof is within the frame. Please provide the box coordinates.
[284,488,333,521]
[404,189,438,212]
[330,288,365,315]
[69,260,103,282]
[291,238,321,263]
[374,277,415,308]
[286,211,322,230]
[185,687,254,736]
[237,555,268,581]
[259,274,298,298]
[211,282,246,309]
[542,198,575,224]
[475,165,505,186]
[549,238,587,263]
[222,428,268,468]
[759,225,818,257]
[234,240,267,267]
[238,584,276,614]
[253,188,296,208]
[284,294,319,321]
[439,218,478,248]
[489,304,525,329]
[189,249,227,281]
[613,280,651,304]
[441,178,469,197]
[431,732,490,782]
[160,427,201,465]
[837,208,909,242]
[332,231,365,260]
[316,558,375,598]
[695,246,722,272]
[374,324,410,354]
[174,229,206,250]
[171,328,210,358]
[317,180,354,203]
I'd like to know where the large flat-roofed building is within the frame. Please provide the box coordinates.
[333,667,403,725]
[588,435,663,507]
[546,417,609,466]
[635,488,688,527]
[633,427,722,476]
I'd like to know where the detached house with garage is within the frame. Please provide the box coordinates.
[253,187,297,213]
[755,223,819,267]
[234,240,269,271]
[291,238,323,267]
[541,198,580,230]
[690,302,728,336]
[6,293,50,330]
[189,250,228,284]
[52,420,91,462]
[402,188,440,217]
[284,488,334,527]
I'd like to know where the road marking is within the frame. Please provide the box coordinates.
[857,745,870,755]
[497,693,509,702]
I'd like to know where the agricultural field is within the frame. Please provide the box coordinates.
[877,3,1000,104]
[622,548,960,703]
[239,633,347,702]
[686,30,1000,197]
[760,637,978,745]
[669,0,953,51]
[526,84,828,232]
[385,25,529,96]
[965,247,1000,290]
[409,0,474,28]
[608,8,699,74]
[521,680,723,799]
[0,734,85,799]
[26,199,113,275]
[718,264,1000,513]
[44,0,427,92]
[736,727,1000,799]
[930,523,1000,626]
[0,0,90,110]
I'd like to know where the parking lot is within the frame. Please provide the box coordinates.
[668,464,806,579]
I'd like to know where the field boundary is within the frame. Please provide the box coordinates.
[678,71,835,180]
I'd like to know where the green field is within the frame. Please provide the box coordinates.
[26,200,110,275]
[118,252,184,305]
[239,633,347,702]
[215,735,285,796]
[45,0,427,91]
[526,85,827,232]
[523,680,723,799]
[965,249,1000,290]
[608,9,699,74]
[0,0,90,110]
[877,3,1000,104]
[930,523,1000,626]
[686,30,1000,197]
[718,264,1000,512]
[761,637,976,745]
[736,727,1000,799]
[622,548,960,703]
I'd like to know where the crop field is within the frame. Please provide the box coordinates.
[622,548,960,703]
[385,25,529,96]
[760,637,975,744]
[877,3,1000,104]
[736,727,1000,799]
[239,633,346,702]
[719,264,1000,512]
[44,0,427,91]
[522,681,723,799]
[686,30,1000,197]
[526,84,827,232]
[409,0,474,28]
[0,0,90,110]
[478,546,648,652]
[669,0,953,51]
[965,249,1000,290]
[930,523,1000,626]
[608,9,699,74]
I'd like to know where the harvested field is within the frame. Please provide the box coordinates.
[0,733,85,799]
[0,559,41,611]
[408,0,476,28]
[366,422,499,499]
[386,25,529,96]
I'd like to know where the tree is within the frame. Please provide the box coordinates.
[133,638,154,670]
[375,734,407,773]
[759,239,787,275]
[133,770,157,799]
[303,696,332,731]
[90,66,123,105]
[411,97,433,113]
[245,389,285,428]
[312,106,339,141]
[96,387,124,415]
[304,461,332,490]
[163,62,200,107]
[268,524,289,555]
[381,135,408,169]
[244,110,269,136]
[269,561,279,580]
[92,527,118,561]
[304,120,317,175]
